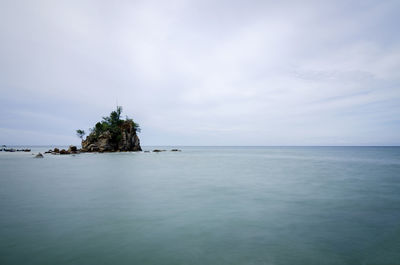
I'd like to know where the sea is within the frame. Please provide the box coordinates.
[1,146,399,265]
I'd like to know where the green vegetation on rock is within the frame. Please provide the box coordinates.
[90,106,140,142]
[79,106,142,152]
[76,129,85,139]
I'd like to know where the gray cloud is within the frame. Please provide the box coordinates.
[1,0,399,145]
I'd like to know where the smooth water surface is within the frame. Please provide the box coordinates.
[1,147,400,265]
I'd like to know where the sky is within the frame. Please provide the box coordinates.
[0,0,399,146]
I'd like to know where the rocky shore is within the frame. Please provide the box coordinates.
[40,146,181,155]
[44,146,79,155]
[1,147,31,152]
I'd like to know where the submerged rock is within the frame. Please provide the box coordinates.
[3,148,31,152]
[4,148,16,152]
[16,149,31,152]
[171,149,181,152]
[153,149,166,152]
[35,153,44,158]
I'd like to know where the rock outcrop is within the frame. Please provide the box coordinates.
[44,146,78,155]
[35,153,44,158]
[153,149,166,152]
[81,120,141,152]
[2,148,31,152]
[68,145,78,153]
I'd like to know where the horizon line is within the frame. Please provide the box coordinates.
[2,144,400,147]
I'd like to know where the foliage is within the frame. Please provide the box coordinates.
[102,106,123,127]
[83,106,140,143]
[126,116,141,133]
[76,129,85,139]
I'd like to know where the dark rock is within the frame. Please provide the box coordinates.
[4,148,16,152]
[59,149,70,155]
[153,149,166,152]
[35,153,44,158]
[68,145,77,153]
[6,148,31,152]
[171,149,181,152]
[54,148,60,153]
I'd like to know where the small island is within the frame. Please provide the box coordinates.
[77,106,142,152]
[37,107,181,156]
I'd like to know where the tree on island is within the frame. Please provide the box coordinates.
[76,129,85,140]
[91,106,140,140]
[78,106,142,152]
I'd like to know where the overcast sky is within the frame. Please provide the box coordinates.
[1,0,399,146]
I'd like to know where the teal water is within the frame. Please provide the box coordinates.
[1,147,400,265]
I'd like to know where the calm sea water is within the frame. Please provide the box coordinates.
[1,146,400,265]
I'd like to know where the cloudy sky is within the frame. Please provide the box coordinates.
[1,0,399,146]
